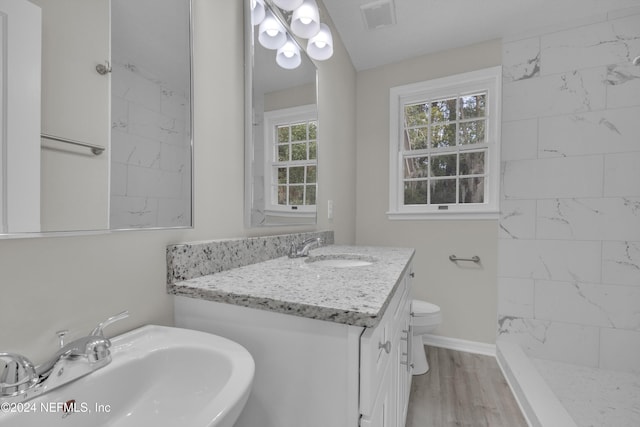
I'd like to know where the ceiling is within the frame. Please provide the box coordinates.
[321,0,640,71]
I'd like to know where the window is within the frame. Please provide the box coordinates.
[264,105,317,217]
[388,67,501,220]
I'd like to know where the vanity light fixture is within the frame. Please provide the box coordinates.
[291,0,321,38]
[272,0,304,11]
[307,23,333,61]
[276,36,302,69]
[254,0,334,69]
[258,11,287,49]
[251,0,266,25]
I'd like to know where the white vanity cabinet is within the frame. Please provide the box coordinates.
[171,246,415,427]
[360,264,413,427]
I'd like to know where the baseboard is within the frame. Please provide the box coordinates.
[421,334,496,357]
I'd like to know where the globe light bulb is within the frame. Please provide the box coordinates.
[251,0,265,25]
[276,37,301,69]
[272,0,304,11]
[258,12,287,50]
[291,0,320,39]
[307,23,333,61]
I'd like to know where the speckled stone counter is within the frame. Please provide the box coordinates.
[168,245,415,328]
[166,231,334,283]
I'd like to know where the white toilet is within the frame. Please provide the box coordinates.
[411,299,442,375]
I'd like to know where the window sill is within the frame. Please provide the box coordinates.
[264,209,316,219]
[386,210,499,221]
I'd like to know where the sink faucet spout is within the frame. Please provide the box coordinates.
[288,237,323,258]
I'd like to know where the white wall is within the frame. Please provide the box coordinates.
[1,0,41,233]
[355,40,502,344]
[34,0,110,231]
[0,0,356,364]
[498,8,640,373]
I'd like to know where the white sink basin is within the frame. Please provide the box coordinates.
[0,325,254,427]
[305,254,376,268]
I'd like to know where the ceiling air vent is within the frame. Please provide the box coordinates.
[360,0,396,30]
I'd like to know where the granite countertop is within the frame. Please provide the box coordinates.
[168,245,415,328]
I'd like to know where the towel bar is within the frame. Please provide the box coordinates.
[449,255,480,263]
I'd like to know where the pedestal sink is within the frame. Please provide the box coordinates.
[0,325,254,427]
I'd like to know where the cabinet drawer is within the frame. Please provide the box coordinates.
[359,276,408,417]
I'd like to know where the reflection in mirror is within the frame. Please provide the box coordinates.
[245,0,319,227]
[0,0,192,235]
[35,0,110,232]
[110,0,192,229]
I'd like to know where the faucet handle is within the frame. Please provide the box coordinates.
[55,330,69,348]
[288,242,297,258]
[0,353,38,397]
[90,310,129,337]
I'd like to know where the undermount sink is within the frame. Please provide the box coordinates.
[0,325,254,427]
[304,254,376,268]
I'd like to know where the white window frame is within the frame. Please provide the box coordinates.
[388,66,501,220]
[263,104,317,218]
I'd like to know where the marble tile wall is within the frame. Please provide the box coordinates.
[110,60,192,229]
[498,9,640,373]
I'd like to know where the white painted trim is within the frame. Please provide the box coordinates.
[387,210,499,221]
[388,66,502,220]
[263,104,318,213]
[347,326,364,427]
[420,334,496,357]
[263,209,315,218]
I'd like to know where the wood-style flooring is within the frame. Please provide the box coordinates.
[406,346,527,427]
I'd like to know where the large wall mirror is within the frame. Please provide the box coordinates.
[244,0,319,227]
[0,0,192,235]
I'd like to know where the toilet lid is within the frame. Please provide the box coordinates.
[412,299,440,316]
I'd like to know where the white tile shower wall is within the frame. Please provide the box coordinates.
[110,60,191,229]
[498,10,640,373]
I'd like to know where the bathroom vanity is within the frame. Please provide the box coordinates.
[169,243,414,427]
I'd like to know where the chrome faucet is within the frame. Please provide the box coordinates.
[0,310,129,402]
[36,310,129,380]
[288,237,323,258]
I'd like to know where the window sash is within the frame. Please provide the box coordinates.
[264,105,318,213]
[388,67,501,219]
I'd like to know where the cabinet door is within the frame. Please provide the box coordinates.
[397,268,414,426]
[361,352,396,427]
[397,316,412,426]
[360,262,414,427]
[360,276,406,417]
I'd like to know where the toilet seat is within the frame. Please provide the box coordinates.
[411,299,440,316]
